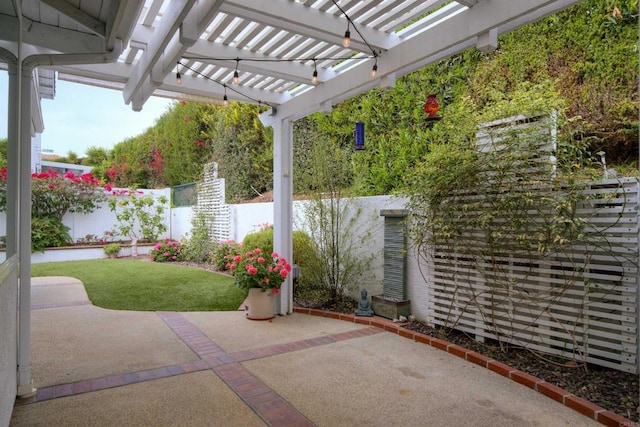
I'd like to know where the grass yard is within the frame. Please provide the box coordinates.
[31,259,246,311]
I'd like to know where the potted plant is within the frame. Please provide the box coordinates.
[229,247,291,320]
[104,243,122,259]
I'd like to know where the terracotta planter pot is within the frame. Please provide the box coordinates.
[246,288,275,321]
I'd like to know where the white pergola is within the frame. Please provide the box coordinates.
[0,0,582,403]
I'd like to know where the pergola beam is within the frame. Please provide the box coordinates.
[126,0,226,111]
[184,40,328,86]
[122,0,197,105]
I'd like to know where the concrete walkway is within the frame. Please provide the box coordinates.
[10,277,622,426]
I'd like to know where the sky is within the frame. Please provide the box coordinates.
[0,71,175,157]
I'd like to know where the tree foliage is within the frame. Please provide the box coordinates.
[0,168,108,250]
[0,168,107,220]
[205,102,273,202]
[107,190,168,242]
[0,138,6,168]
[99,0,636,199]
[295,137,375,303]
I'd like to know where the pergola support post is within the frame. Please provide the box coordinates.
[16,60,36,399]
[267,116,294,315]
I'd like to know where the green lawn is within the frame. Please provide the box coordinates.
[31,259,246,311]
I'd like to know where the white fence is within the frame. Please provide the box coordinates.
[425,178,639,373]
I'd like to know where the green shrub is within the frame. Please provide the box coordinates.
[292,230,328,304]
[150,239,183,262]
[181,211,214,263]
[108,190,168,242]
[212,240,242,271]
[242,226,273,256]
[103,243,121,256]
[31,216,72,252]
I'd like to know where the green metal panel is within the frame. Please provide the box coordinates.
[171,182,197,207]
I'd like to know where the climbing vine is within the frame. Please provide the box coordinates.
[405,84,635,367]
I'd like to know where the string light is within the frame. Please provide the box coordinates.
[177,61,277,111]
[176,5,381,107]
[331,0,378,67]
[343,23,351,48]
[233,58,240,84]
[311,60,318,85]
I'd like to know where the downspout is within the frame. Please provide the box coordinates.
[16,40,123,398]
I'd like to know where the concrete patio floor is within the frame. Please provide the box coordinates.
[9,276,621,426]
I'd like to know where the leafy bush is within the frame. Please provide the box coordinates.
[150,239,183,262]
[212,240,242,271]
[0,168,107,220]
[31,216,72,252]
[181,211,214,263]
[242,225,273,257]
[103,243,121,256]
[292,230,327,303]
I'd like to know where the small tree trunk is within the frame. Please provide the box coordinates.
[131,238,138,258]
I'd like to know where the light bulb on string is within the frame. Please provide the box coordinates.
[343,24,351,48]
[370,62,377,78]
[233,59,240,84]
[311,60,318,85]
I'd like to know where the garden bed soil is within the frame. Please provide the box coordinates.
[404,321,638,423]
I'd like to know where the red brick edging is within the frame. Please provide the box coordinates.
[294,307,634,427]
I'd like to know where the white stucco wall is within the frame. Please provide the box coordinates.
[229,202,274,243]
[0,188,171,244]
[170,206,193,241]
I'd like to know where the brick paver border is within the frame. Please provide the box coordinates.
[31,300,91,310]
[17,309,382,427]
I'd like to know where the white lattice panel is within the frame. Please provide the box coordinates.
[427,178,639,373]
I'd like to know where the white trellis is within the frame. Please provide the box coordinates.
[425,114,639,373]
[197,163,230,242]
